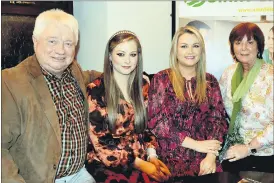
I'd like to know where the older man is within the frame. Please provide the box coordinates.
[2,9,100,183]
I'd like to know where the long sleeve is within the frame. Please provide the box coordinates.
[147,70,226,176]
[86,79,139,169]
[254,74,273,147]
[219,65,234,118]
[256,123,274,146]
[206,75,228,142]
[88,121,136,168]
[1,80,26,183]
[147,72,190,148]
[219,63,273,155]
[83,70,102,86]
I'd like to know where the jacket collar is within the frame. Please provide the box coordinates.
[23,54,85,148]
[26,54,79,79]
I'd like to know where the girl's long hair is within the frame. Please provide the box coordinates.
[104,31,146,133]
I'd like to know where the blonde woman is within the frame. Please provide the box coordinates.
[147,26,228,178]
[85,30,171,182]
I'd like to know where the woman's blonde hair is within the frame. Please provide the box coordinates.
[104,30,146,133]
[33,9,79,43]
[169,26,207,104]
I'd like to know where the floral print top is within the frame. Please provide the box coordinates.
[147,69,228,177]
[219,63,273,156]
[86,76,154,171]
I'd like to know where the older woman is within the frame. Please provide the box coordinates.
[220,22,274,173]
[148,26,228,177]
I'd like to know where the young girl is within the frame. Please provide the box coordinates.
[147,26,228,178]
[85,30,170,182]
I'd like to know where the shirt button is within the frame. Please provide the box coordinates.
[53,164,57,169]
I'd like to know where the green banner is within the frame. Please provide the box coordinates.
[185,0,250,7]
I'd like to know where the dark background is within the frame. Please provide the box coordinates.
[1,1,73,70]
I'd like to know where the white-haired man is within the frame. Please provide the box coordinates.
[2,9,100,183]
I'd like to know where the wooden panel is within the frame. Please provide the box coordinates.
[1,1,74,69]
[1,1,73,16]
[1,15,35,69]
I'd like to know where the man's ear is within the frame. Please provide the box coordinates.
[32,35,37,51]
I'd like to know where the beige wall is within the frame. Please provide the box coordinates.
[74,1,172,74]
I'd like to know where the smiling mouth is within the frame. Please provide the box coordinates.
[122,66,131,69]
[185,56,195,59]
[52,57,66,61]
[240,54,249,56]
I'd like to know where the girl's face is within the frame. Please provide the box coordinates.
[111,40,138,76]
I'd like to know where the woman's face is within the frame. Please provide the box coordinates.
[267,30,274,53]
[233,35,258,64]
[110,40,138,76]
[177,33,202,69]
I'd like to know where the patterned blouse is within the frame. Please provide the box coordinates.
[148,69,228,177]
[86,76,154,171]
[219,63,273,156]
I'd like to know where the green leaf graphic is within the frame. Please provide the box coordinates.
[187,0,199,6]
[186,1,206,7]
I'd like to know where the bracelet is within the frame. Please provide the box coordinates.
[146,147,158,161]
[147,154,158,161]
[146,147,156,155]
[247,143,257,155]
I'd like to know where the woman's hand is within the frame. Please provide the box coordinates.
[134,157,169,182]
[194,140,222,155]
[148,156,171,178]
[225,144,249,162]
[199,153,217,176]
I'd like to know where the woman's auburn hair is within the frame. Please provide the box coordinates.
[229,22,265,62]
[169,26,207,104]
[103,32,147,133]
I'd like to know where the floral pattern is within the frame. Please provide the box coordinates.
[219,63,274,155]
[147,69,228,177]
[86,76,157,182]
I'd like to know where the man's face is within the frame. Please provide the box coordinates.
[33,24,76,77]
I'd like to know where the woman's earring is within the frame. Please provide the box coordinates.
[257,51,260,57]
[109,55,113,67]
